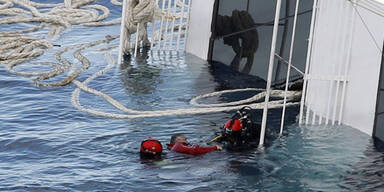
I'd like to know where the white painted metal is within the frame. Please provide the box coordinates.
[305,91,311,124]
[305,0,384,135]
[324,83,333,125]
[176,0,185,50]
[184,0,191,50]
[312,105,317,124]
[118,0,129,65]
[274,53,304,75]
[185,0,214,59]
[163,0,172,50]
[280,0,300,135]
[151,0,160,49]
[134,23,140,57]
[260,0,282,146]
[299,0,318,125]
[332,1,346,125]
[169,0,177,51]
[158,0,166,50]
[338,2,357,125]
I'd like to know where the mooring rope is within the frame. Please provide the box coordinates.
[0,0,183,76]
[71,52,301,119]
[1,0,301,119]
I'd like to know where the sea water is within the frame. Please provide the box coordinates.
[1,1,384,191]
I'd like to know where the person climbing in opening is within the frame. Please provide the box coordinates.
[140,138,163,159]
[167,134,222,155]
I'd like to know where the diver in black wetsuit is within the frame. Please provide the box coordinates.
[212,106,261,151]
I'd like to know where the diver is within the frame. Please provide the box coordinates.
[210,106,262,151]
[167,134,222,155]
[140,138,163,159]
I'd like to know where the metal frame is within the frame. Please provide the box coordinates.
[299,0,318,125]
[280,0,300,135]
[259,0,282,146]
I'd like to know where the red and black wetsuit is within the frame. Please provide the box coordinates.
[167,142,218,155]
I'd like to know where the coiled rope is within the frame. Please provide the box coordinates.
[1,0,301,119]
[0,0,184,79]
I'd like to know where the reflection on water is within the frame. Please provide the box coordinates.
[1,48,384,191]
[120,48,162,95]
[215,10,259,74]
[341,138,384,191]
[0,1,383,191]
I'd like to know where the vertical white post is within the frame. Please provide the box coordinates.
[332,80,340,125]
[312,106,317,124]
[259,0,282,146]
[151,0,160,49]
[64,0,71,8]
[325,81,334,125]
[158,0,166,50]
[170,0,177,51]
[184,0,191,50]
[305,100,310,124]
[118,0,129,65]
[299,0,318,125]
[318,94,323,124]
[177,0,186,51]
[280,0,300,136]
[331,1,347,125]
[339,2,357,125]
[163,0,172,51]
[325,1,343,125]
[134,23,140,57]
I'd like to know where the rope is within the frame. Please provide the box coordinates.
[34,35,118,87]
[1,0,302,120]
[0,0,155,87]
[71,52,301,119]
[121,0,187,53]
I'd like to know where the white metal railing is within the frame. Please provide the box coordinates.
[299,0,357,126]
[259,0,282,146]
[118,0,191,65]
[299,0,318,125]
[279,0,301,135]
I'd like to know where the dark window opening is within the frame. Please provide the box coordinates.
[373,42,384,142]
[208,0,314,86]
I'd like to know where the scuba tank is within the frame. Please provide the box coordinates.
[218,106,261,150]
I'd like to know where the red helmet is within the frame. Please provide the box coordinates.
[140,138,163,155]
[224,119,243,132]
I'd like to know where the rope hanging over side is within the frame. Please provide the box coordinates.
[122,0,188,53]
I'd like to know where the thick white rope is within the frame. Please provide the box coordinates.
[71,52,301,119]
[0,0,301,120]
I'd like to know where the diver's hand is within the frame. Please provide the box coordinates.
[216,144,223,151]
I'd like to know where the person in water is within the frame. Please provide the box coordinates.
[212,106,261,151]
[167,134,222,155]
[140,138,163,159]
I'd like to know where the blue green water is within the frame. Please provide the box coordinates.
[1,0,384,191]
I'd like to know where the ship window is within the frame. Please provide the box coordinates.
[373,42,384,141]
[209,0,313,83]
